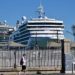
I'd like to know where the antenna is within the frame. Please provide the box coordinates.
[37,0,45,18]
[40,0,42,6]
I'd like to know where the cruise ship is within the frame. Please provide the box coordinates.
[10,4,64,49]
[0,20,14,43]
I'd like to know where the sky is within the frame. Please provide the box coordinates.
[0,0,75,40]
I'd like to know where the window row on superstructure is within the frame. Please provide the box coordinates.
[27,26,64,28]
[28,23,63,25]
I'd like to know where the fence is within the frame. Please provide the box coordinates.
[0,48,62,70]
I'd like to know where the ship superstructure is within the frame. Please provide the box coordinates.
[10,4,64,49]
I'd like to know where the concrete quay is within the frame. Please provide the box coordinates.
[0,72,74,75]
[0,70,60,75]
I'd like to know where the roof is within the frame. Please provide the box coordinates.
[8,41,25,47]
[0,41,26,47]
[47,42,61,47]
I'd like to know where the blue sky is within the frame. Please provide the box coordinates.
[0,0,75,40]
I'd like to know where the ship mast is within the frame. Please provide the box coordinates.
[37,0,45,18]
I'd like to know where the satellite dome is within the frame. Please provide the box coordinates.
[22,16,27,21]
[44,16,48,19]
[3,20,7,24]
[4,20,7,23]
